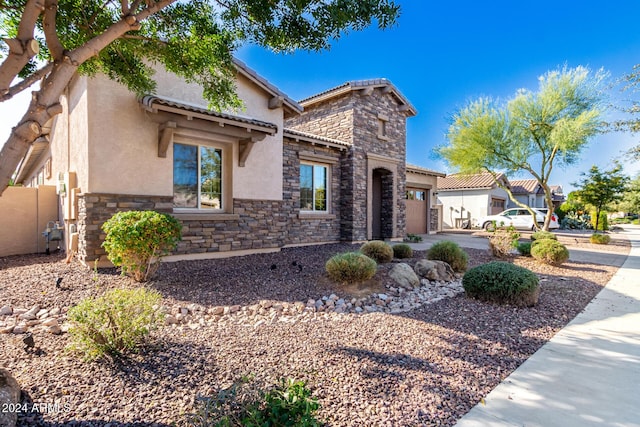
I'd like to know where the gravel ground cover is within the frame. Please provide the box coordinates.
[0,238,628,427]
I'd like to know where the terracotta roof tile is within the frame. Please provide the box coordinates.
[509,179,541,194]
[437,172,506,190]
[406,163,446,177]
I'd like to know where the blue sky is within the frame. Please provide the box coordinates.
[2,1,640,192]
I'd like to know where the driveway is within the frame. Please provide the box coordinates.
[407,229,629,267]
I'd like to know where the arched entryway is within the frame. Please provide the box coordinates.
[372,168,394,239]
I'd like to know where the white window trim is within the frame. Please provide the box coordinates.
[300,161,330,214]
[172,136,231,213]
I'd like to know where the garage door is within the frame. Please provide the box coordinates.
[406,188,428,234]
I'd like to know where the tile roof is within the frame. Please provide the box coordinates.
[283,128,350,149]
[406,163,446,177]
[437,172,507,190]
[299,79,417,116]
[139,95,278,131]
[509,179,541,194]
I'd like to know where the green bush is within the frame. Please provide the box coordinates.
[531,230,557,241]
[488,226,520,258]
[392,243,413,259]
[325,252,377,284]
[427,240,468,272]
[517,241,532,256]
[462,261,540,306]
[360,240,394,263]
[188,377,321,427]
[67,287,163,361]
[531,239,569,266]
[590,233,611,244]
[590,211,609,231]
[102,210,182,282]
[404,233,423,243]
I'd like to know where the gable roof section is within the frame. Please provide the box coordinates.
[406,163,446,177]
[510,179,542,194]
[233,58,303,115]
[299,79,417,116]
[437,172,507,191]
[140,95,278,133]
[283,128,350,151]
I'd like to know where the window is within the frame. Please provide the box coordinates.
[300,163,328,212]
[173,142,223,209]
[377,113,389,139]
[406,189,426,200]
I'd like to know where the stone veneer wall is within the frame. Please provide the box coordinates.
[286,87,408,241]
[430,208,439,233]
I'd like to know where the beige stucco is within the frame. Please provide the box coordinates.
[0,186,57,257]
[437,187,509,228]
[82,68,284,200]
[406,170,439,208]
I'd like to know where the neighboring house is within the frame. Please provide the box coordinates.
[13,60,444,264]
[436,173,509,229]
[437,173,565,229]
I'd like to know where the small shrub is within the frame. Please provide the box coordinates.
[360,240,394,263]
[560,211,591,230]
[462,261,540,306]
[404,233,423,243]
[488,226,520,258]
[392,243,413,259]
[590,233,611,245]
[517,241,532,256]
[325,252,377,284]
[531,230,557,241]
[531,239,569,266]
[102,210,182,282]
[188,377,321,427]
[427,240,468,272]
[67,287,163,361]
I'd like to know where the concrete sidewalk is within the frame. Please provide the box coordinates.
[454,225,640,427]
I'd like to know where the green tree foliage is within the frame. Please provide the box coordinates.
[439,66,606,230]
[614,173,640,214]
[572,162,629,233]
[609,64,640,161]
[0,0,401,194]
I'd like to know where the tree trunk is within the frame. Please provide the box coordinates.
[0,61,77,195]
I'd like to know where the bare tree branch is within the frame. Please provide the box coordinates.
[43,0,64,60]
[0,63,54,102]
[0,0,45,93]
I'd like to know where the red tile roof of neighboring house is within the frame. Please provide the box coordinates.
[299,79,417,117]
[509,179,541,194]
[437,172,507,190]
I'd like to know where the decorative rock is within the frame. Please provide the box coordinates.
[165,315,179,325]
[0,369,20,427]
[0,305,12,316]
[209,306,224,316]
[414,260,456,282]
[389,263,420,289]
[19,306,39,321]
[47,325,62,335]
[12,324,27,334]
[0,325,13,334]
[36,309,49,319]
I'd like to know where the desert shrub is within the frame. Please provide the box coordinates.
[530,230,557,241]
[531,239,569,266]
[325,252,377,284]
[517,241,532,256]
[404,233,423,242]
[590,211,609,231]
[360,240,394,263]
[67,287,163,361]
[560,211,591,230]
[427,240,468,272]
[188,377,321,427]
[488,226,520,258]
[462,261,540,306]
[102,210,182,282]
[392,243,413,259]
[590,233,611,244]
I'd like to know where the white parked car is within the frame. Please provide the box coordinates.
[478,208,559,231]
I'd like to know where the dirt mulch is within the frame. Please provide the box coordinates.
[0,240,626,426]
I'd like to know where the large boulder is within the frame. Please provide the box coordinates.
[0,369,20,427]
[414,259,456,282]
[389,263,420,289]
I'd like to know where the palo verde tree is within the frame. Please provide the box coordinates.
[439,66,607,230]
[572,162,629,232]
[609,64,640,162]
[0,0,400,195]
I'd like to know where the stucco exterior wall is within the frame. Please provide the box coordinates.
[84,70,284,200]
[407,171,439,207]
[437,187,509,228]
[0,186,57,257]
